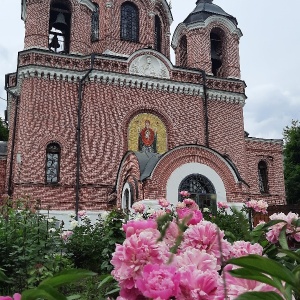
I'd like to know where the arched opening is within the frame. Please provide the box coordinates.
[258,161,269,193]
[179,173,217,212]
[179,35,187,67]
[154,15,162,52]
[120,2,139,42]
[49,1,71,53]
[46,143,61,184]
[91,3,99,42]
[210,28,224,77]
[121,182,134,210]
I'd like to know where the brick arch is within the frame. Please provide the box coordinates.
[206,21,241,78]
[148,145,240,201]
[116,151,141,205]
[122,107,174,151]
[38,135,70,152]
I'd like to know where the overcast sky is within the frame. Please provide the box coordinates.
[0,0,299,140]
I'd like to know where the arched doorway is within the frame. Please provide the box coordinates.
[179,173,217,212]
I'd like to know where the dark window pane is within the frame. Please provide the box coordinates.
[154,15,161,52]
[258,161,269,193]
[46,143,60,184]
[121,2,139,42]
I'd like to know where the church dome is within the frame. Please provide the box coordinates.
[183,0,237,26]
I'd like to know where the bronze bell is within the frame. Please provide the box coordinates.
[49,33,60,50]
[52,12,67,31]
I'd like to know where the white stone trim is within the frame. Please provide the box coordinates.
[77,0,97,11]
[172,16,242,49]
[152,145,240,183]
[207,90,246,106]
[160,0,173,25]
[15,65,245,105]
[171,23,187,49]
[166,163,227,205]
[245,137,283,145]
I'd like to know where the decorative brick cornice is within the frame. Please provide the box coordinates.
[172,15,242,49]
[245,137,283,145]
[14,49,246,105]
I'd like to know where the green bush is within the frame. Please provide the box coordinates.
[64,208,126,274]
[0,197,72,294]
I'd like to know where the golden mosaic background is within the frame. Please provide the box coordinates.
[128,113,167,154]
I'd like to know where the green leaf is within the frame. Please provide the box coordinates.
[235,291,283,300]
[227,255,296,287]
[66,295,81,300]
[105,287,120,295]
[40,269,96,288]
[278,225,289,250]
[0,269,10,282]
[98,274,114,288]
[291,218,300,228]
[279,249,300,264]
[22,284,67,300]
[229,268,283,291]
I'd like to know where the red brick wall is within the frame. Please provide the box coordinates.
[5,0,285,210]
[0,159,6,197]
[173,21,241,79]
[24,0,171,58]
[245,138,285,205]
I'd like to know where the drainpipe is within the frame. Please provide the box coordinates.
[75,54,95,220]
[200,70,209,148]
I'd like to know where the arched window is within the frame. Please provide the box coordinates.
[46,143,61,184]
[258,161,269,193]
[48,1,71,53]
[154,15,162,52]
[179,174,216,212]
[91,3,99,42]
[120,2,139,42]
[121,183,133,210]
[210,28,223,76]
[179,35,187,67]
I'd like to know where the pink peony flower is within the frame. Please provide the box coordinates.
[230,241,263,258]
[217,202,229,209]
[111,229,169,290]
[183,198,199,210]
[164,221,180,248]
[136,264,180,299]
[246,199,268,214]
[179,190,190,197]
[118,287,145,300]
[266,212,300,244]
[0,294,22,300]
[78,210,86,217]
[224,264,280,299]
[177,207,203,225]
[181,220,231,264]
[158,198,170,208]
[177,265,222,300]
[176,202,186,209]
[174,248,220,272]
[132,202,146,213]
[61,230,73,241]
[122,219,157,238]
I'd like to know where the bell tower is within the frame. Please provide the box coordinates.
[172,0,242,79]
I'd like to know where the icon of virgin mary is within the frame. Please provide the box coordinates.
[138,120,157,153]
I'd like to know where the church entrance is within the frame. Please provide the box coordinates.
[179,174,217,213]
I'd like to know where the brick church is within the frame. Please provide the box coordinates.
[0,0,286,214]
